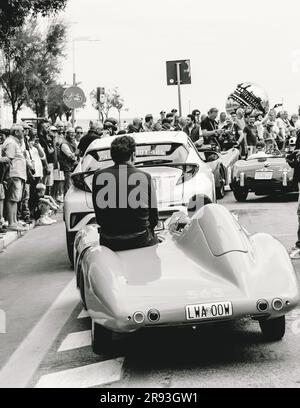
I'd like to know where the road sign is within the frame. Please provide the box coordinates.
[96,87,105,103]
[166,59,191,86]
[63,86,86,109]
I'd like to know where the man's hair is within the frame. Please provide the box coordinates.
[166,113,174,119]
[145,115,153,123]
[187,114,196,124]
[75,126,83,132]
[10,124,23,135]
[208,108,218,115]
[192,109,200,116]
[162,118,172,125]
[111,136,136,164]
[36,183,46,191]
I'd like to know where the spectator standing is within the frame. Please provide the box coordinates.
[218,112,227,129]
[183,115,203,146]
[127,118,143,134]
[78,121,101,157]
[143,115,154,132]
[192,109,201,125]
[158,111,166,124]
[201,108,220,145]
[75,126,84,143]
[60,128,78,195]
[236,108,246,131]
[2,125,27,231]
[244,116,258,156]
[0,130,10,233]
[289,131,300,259]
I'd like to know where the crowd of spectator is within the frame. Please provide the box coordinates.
[1,106,299,234]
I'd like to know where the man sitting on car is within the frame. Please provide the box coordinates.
[92,136,159,251]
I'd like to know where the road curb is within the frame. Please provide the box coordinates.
[0,223,35,253]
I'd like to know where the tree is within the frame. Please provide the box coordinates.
[0,0,67,47]
[0,18,67,122]
[47,82,72,124]
[90,87,128,123]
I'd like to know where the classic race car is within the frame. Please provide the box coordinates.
[230,151,298,202]
[197,145,240,199]
[73,203,299,354]
[64,131,216,265]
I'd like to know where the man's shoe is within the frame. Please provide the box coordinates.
[7,224,27,232]
[290,248,300,260]
[45,216,57,224]
[36,218,53,226]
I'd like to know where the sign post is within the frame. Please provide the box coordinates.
[166,59,191,116]
[63,86,86,126]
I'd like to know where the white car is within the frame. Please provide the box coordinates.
[64,131,216,264]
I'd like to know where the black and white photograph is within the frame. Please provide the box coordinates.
[1,0,300,395]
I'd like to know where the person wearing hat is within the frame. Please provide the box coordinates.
[60,127,78,195]
[103,120,118,136]
[143,114,154,132]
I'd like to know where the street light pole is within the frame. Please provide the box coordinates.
[71,37,101,127]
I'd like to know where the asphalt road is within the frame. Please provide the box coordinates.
[1,191,300,388]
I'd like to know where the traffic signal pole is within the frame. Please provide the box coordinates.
[176,63,182,117]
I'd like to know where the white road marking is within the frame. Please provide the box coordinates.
[58,330,91,352]
[0,277,79,388]
[35,358,125,388]
[78,309,89,319]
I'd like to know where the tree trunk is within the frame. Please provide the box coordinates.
[12,107,18,123]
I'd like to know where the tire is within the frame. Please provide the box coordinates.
[66,229,75,267]
[259,316,286,341]
[233,188,248,202]
[91,320,113,355]
[216,168,226,200]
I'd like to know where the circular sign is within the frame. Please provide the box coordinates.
[226,82,270,116]
[63,86,86,109]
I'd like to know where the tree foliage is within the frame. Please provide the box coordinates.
[47,82,72,124]
[90,87,127,121]
[0,0,67,47]
[0,18,67,122]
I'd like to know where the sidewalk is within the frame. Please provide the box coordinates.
[0,223,35,253]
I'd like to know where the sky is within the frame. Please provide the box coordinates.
[49,0,300,120]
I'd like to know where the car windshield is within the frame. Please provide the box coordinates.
[82,143,189,172]
[247,151,283,161]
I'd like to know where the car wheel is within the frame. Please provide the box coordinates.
[233,188,248,202]
[91,320,113,355]
[259,316,286,341]
[216,168,226,200]
[66,229,75,267]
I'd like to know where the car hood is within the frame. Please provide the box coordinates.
[233,157,292,177]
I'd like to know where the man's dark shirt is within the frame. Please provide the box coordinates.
[183,125,201,143]
[201,117,219,144]
[92,164,158,237]
[244,124,257,146]
[78,130,101,157]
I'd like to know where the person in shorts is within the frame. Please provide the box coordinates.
[2,125,27,231]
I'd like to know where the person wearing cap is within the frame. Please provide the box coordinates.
[143,114,154,132]
[2,125,28,231]
[103,120,118,136]
[60,127,78,195]
[30,183,59,226]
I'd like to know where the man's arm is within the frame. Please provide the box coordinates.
[149,177,158,230]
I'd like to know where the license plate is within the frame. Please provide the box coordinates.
[186,302,233,321]
[255,171,273,180]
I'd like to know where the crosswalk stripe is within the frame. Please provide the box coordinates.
[35,358,125,388]
[58,330,91,352]
[78,309,89,319]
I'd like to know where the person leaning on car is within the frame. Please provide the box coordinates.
[92,136,159,251]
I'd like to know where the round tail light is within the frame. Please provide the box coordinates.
[133,312,145,324]
[148,309,160,323]
[272,299,284,311]
[257,299,269,312]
